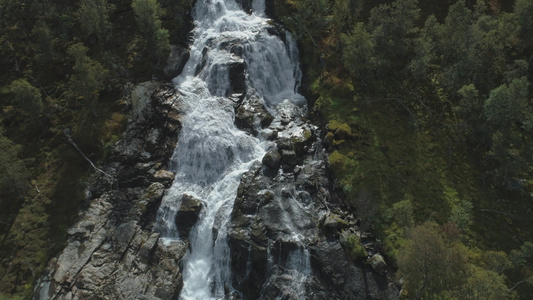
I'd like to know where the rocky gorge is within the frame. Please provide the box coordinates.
[34,0,400,299]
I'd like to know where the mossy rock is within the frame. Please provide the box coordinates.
[327,120,342,132]
[324,213,350,230]
[334,123,352,140]
[324,131,334,146]
[333,139,346,147]
[340,230,367,261]
[327,121,356,143]
[328,150,347,176]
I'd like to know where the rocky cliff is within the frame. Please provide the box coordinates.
[35,83,187,299]
[35,81,399,299]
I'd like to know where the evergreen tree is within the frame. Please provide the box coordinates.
[367,0,419,79]
[341,22,375,88]
[483,77,531,185]
[514,0,533,50]
[67,42,108,104]
[9,79,43,115]
[0,129,28,199]
[78,0,114,45]
[408,15,442,82]
[32,19,55,64]
[131,0,170,61]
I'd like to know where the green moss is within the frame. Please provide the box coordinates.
[303,129,313,140]
[328,150,348,176]
[341,232,367,261]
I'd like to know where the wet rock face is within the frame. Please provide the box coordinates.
[174,194,203,238]
[227,104,399,299]
[234,95,274,135]
[164,45,190,79]
[35,83,186,300]
[262,149,282,170]
[369,254,388,275]
[37,81,399,299]
[235,0,253,14]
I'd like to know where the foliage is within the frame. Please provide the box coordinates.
[9,79,43,115]
[341,23,374,88]
[484,77,529,131]
[389,198,414,229]
[341,230,367,261]
[0,129,28,200]
[0,0,190,297]
[79,0,114,45]
[67,42,108,104]
[454,83,481,128]
[449,200,473,231]
[456,265,509,300]
[408,15,441,82]
[482,250,512,274]
[276,0,533,298]
[514,0,533,49]
[398,222,468,298]
[331,0,351,33]
[131,0,170,61]
[367,0,419,79]
[483,77,532,185]
[31,20,55,65]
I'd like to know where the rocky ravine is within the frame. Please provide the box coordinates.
[34,82,399,300]
[34,37,399,300]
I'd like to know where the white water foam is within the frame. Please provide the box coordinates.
[154,0,309,298]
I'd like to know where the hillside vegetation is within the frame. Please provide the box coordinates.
[0,0,192,297]
[273,0,533,298]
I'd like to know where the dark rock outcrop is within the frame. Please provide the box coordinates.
[369,254,387,275]
[174,194,204,238]
[235,0,253,14]
[227,109,399,299]
[35,83,186,300]
[262,149,282,170]
[164,45,190,79]
[234,95,274,135]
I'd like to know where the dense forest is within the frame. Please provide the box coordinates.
[0,0,532,299]
[273,0,533,298]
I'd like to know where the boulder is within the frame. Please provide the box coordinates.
[276,137,293,151]
[175,194,204,238]
[164,45,190,79]
[262,149,282,170]
[324,213,350,231]
[228,59,246,96]
[153,169,175,186]
[142,182,166,204]
[292,128,315,155]
[310,240,367,297]
[281,149,297,166]
[131,81,157,118]
[235,105,254,134]
[368,254,387,275]
[130,182,166,219]
[234,96,273,135]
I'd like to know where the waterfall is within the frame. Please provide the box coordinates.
[154,0,310,298]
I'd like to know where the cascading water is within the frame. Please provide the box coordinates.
[154,0,310,298]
